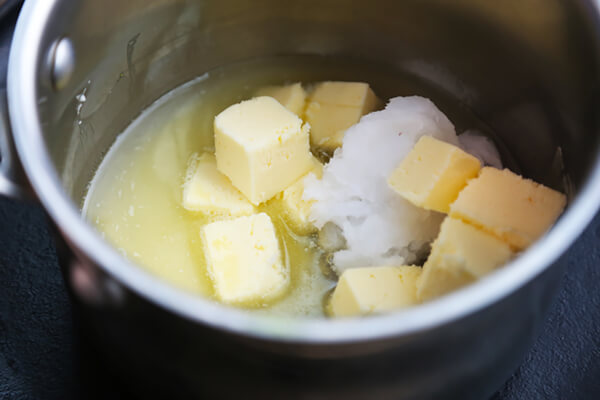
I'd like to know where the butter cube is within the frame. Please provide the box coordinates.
[182,153,255,216]
[417,217,513,301]
[450,167,567,250]
[309,81,379,107]
[305,81,380,150]
[255,83,307,116]
[201,213,289,304]
[329,265,421,317]
[278,156,323,234]
[214,96,314,205]
[388,136,481,213]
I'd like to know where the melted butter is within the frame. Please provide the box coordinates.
[83,55,512,317]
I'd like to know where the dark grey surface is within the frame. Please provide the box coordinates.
[0,198,76,400]
[1,4,600,399]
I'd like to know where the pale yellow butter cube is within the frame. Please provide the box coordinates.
[182,153,255,216]
[450,167,567,250]
[255,83,307,116]
[388,136,481,213]
[417,217,513,301]
[309,81,379,107]
[305,81,380,151]
[329,265,421,317]
[278,156,323,234]
[214,96,314,205]
[201,213,289,304]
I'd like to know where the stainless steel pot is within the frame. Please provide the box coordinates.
[2,0,600,398]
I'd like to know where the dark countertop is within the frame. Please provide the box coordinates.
[1,4,600,400]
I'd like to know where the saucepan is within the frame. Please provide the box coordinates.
[2,0,600,398]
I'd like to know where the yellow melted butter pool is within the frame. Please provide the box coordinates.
[82,55,510,316]
[82,58,349,316]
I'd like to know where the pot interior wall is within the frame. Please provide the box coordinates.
[33,0,600,207]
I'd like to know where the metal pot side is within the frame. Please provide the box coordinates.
[5,0,600,398]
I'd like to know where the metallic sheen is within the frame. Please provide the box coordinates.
[48,36,75,91]
[4,0,600,398]
[0,90,26,198]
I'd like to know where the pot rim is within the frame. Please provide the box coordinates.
[7,0,600,344]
